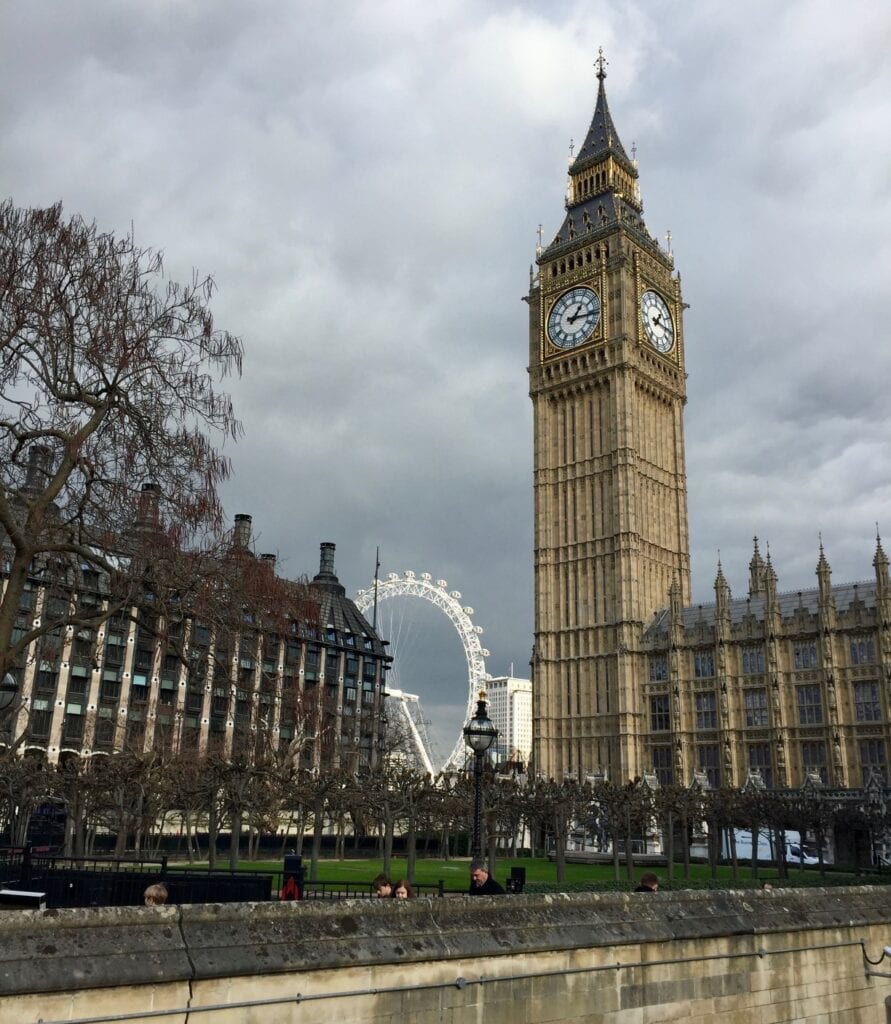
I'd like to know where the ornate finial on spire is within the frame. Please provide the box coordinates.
[595,47,608,81]
[568,137,575,160]
[665,229,673,256]
[631,140,637,163]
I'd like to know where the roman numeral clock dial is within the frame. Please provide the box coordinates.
[640,289,675,352]
[547,287,601,349]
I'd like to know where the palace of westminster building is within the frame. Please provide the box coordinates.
[529,57,891,792]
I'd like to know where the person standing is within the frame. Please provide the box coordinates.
[468,859,505,895]
[144,883,168,906]
[373,874,393,898]
[633,873,659,893]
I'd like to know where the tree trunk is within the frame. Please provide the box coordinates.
[185,814,196,864]
[406,818,417,882]
[229,809,242,870]
[612,829,621,882]
[278,810,296,858]
[624,809,635,882]
[310,806,324,881]
[208,803,219,870]
[729,826,738,881]
[382,815,394,878]
[114,825,127,857]
[708,820,718,879]
[666,812,675,884]
[750,823,759,880]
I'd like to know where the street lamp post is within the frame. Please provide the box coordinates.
[463,691,498,860]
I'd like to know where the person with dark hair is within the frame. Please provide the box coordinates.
[372,873,393,898]
[468,859,505,895]
[394,879,414,899]
[633,872,659,893]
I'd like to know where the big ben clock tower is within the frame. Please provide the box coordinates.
[529,54,691,781]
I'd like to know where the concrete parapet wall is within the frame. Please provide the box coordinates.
[3,887,891,1022]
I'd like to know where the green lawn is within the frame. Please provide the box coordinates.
[170,855,798,888]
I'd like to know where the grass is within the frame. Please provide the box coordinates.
[168,854,829,888]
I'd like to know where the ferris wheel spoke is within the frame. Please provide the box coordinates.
[355,572,490,773]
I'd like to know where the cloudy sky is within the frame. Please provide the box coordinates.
[3,1,890,760]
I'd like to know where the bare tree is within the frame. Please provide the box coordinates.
[0,199,243,681]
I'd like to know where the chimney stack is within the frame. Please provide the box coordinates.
[137,482,160,528]
[319,542,336,577]
[24,444,52,493]
[233,514,252,548]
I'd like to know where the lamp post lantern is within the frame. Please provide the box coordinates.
[463,690,498,860]
[0,674,19,714]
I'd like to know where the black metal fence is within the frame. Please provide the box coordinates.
[0,847,472,908]
[301,880,448,900]
[0,846,278,908]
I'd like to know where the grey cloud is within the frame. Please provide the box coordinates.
[3,1,891,745]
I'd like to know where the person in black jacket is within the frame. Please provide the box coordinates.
[469,859,505,895]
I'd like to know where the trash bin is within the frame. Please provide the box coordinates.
[280,854,305,901]
[506,867,526,894]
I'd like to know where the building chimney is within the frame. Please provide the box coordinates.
[312,541,344,595]
[260,553,277,572]
[24,444,52,493]
[319,542,336,578]
[233,514,252,548]
[136,482,160,528]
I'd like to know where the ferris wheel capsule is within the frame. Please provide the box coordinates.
[449,591,461,599]
[436,579,448,588]
[404,570,415,579]
[462,606,473,615]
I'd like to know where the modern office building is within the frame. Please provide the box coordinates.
[487,676,532,767]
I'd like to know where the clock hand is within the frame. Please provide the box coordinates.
[567,306,586,324]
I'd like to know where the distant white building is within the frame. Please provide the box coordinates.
[486,676,532,766]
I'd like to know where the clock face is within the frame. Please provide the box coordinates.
[547,287,601,349]
[640,290,674,352]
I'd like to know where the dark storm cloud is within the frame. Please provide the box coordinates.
[3,1,890,758]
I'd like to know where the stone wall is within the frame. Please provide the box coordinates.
[3,887,891,1023]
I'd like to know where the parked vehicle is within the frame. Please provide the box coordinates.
[721,828,823,865]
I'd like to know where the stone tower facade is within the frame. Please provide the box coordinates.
[528,58,691,781]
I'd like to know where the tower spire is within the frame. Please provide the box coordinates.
[570,50,633,174]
